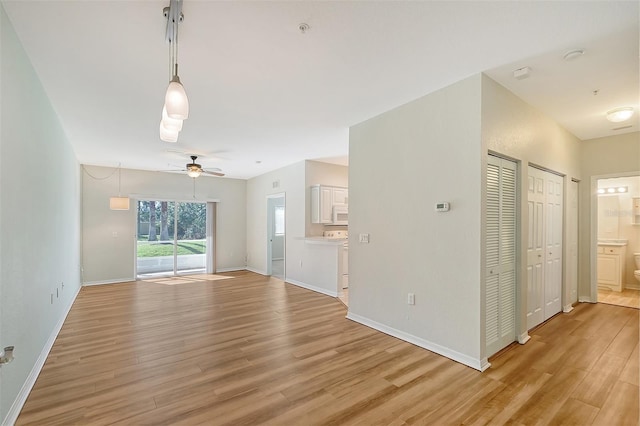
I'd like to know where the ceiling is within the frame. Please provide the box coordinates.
[3,1,638,179]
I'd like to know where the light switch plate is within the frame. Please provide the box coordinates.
[359,233,370,243]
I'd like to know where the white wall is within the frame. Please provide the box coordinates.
[246,161,306,276]
[581,132,640,298]
[481,74,582,341]
[349,75,485,369]
[1,4,82,423]
[82,166,246,283]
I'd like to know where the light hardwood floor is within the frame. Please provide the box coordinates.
[598,287,640,309]
[17,271,639,425]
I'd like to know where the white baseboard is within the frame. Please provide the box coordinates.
[3,285,81,426]
[625,283,640,290]
[578,296,595,303]
[245,267,266,275]
[216,267,249,273]
[345,312,488,372]
[83,277,134,286]
[562,304,574,313]
[286,278,338,298]
[518,332,531,344]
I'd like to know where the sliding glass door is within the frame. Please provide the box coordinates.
[136,200,210,278]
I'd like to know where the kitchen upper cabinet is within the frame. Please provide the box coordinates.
[311,185,348,224]
[332,188,349,206]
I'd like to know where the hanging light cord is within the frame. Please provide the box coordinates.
[82,164,119,180]
[117,164,123,196]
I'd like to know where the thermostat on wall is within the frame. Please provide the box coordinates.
[435,202,450,212]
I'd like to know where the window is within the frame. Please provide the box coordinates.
[274,206,285,235]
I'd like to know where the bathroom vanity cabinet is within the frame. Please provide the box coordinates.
[597,244,627,292]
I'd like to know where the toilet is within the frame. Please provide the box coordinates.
[635,253,640,284]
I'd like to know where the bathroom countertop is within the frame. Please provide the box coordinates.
[598,241,628,247]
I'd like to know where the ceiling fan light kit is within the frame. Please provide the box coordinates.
[606,107,634,123]
[159,0,189,142]
[183,155,225,179]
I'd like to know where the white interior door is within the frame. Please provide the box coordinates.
[527,166,564,329]
[486,155,517,357]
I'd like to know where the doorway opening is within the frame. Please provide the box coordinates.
[267,194,285,279]
[595,175,640,309]
[136,200,215,278]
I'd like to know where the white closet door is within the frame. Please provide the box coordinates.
[545,173,563,319]
[486,155,517,357]
[568,181,578,306]
[526,167,545,329]
[527,166,564,329]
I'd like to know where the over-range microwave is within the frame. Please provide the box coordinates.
[332,205,348,225]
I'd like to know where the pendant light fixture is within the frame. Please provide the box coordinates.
[109,164,130,210]
[160,0,189,142]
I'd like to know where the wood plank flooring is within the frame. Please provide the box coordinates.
[17,271,639,425]
[598,287,640,309]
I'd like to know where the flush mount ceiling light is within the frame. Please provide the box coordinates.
[606,107,634,123]
[159,0,189,142]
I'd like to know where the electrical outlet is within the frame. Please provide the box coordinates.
[359,233,370,243]
[408,293,415,305]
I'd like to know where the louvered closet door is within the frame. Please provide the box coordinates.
[486,155,517,357]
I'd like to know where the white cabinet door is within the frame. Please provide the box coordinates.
[332,188,348,206]
[486,155,517,357]
[320,187,333,223]
[311,185,334,224]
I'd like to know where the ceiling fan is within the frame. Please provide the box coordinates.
[184,155,225,178]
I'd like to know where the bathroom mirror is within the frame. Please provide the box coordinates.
[598,195,620,239]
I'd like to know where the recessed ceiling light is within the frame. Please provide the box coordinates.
[563,49,585,61]
[597,188,605,194]
[606,107,634,123]
[607,188,616,193]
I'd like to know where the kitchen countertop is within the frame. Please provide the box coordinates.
[300,237,348,245]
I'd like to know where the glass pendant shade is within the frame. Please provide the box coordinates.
[159,122,179,142]
[165,76,189,120]
[161,106,183,131]
[187,169,201,178]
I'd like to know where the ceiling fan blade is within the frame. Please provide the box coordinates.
[202,170,225,177]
